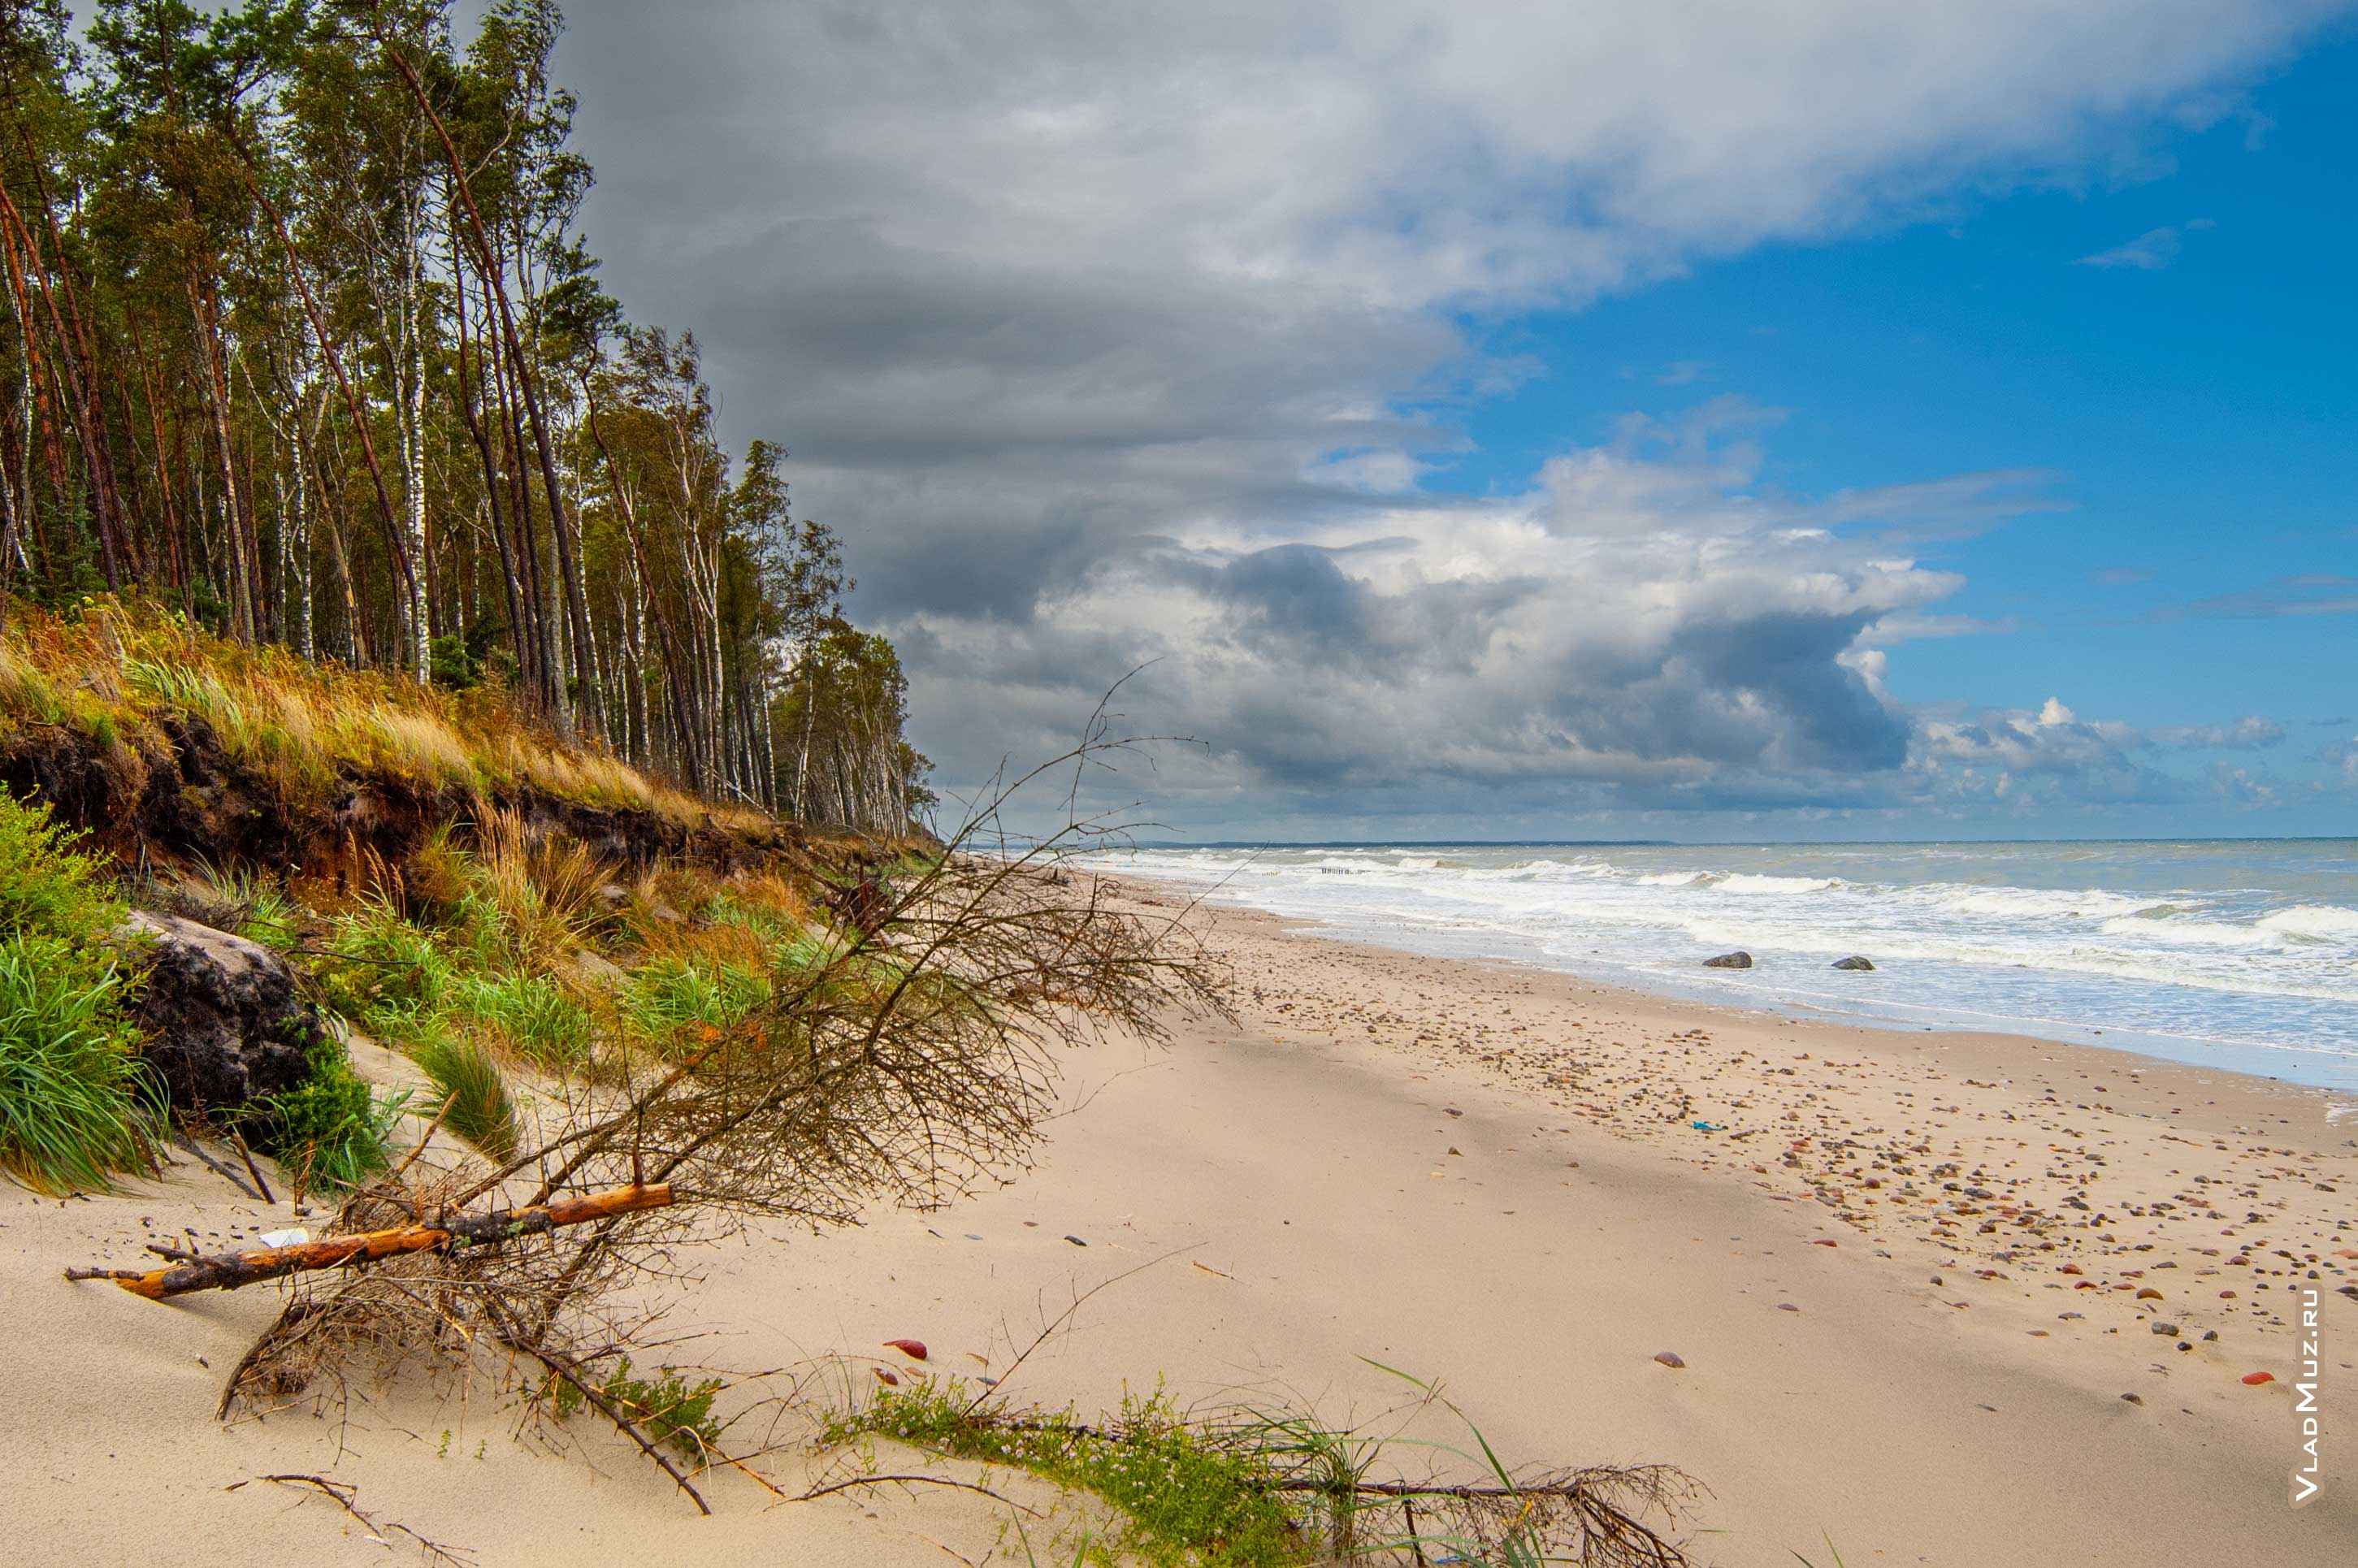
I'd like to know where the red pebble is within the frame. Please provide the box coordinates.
[883,1338,929,1360]
[2240,1371,2273,1386]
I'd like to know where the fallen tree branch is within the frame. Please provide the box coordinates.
[66,1183,674,1301]
[509,1337,711,1516]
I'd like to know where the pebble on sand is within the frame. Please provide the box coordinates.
[1654,1351,1687,1368]
[2242,1371,2275,1385]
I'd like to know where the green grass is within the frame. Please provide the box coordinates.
[444,972,596,1070]
[316,902,453,1029]
[618,955,774,1038]
[189,859,301,952]
[0,937,157,1191]
[0,792,157,1192]
[830,1380,1302,1568]
[413,1025,520,1161]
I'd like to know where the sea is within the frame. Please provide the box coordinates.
[1099,839,2358,1096]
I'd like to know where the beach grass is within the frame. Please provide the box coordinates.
[0,792,156,1192]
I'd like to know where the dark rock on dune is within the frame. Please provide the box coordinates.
[121,912,329,1115]
[1702,951,1753,969]
[1832,955,1876,971]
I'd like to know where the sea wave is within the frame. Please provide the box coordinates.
[2259,904,2358,941]
[1099,838,2358,1089]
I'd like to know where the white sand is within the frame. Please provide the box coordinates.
[3,897,2351,1564]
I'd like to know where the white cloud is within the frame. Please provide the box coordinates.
[2075,224,2185,268]
[545,0,2352,826]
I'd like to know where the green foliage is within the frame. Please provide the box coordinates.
[427,633,481,691]
[254,1036,408,1193]
[412,1025,520,1162]
[0,793,154,1192]
[552,1358,726,1462]
[0,937,156,1193]
[316,903,453,1029]
[0,788,127,945]
[619,955,772,1038]
[444,971,596,1069]
[831,1381,1301,1568]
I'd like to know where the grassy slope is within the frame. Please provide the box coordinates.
[0,597,775,860]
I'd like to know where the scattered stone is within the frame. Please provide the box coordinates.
[2120,1393,2143,1405]
[2150,1322,2179,1336]
[2242,1371,2274,1385]
[1653,1351,1686,1369]
[1831,955,1876,972]
[1702,951,1753,969]
[1064,1235,1088,1247]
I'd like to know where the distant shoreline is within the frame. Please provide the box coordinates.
[1103,844,2358,1097]
[1123,833,2358,850]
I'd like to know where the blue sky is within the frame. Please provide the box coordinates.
[566,1,2358,841]
[1434,26,2356,769]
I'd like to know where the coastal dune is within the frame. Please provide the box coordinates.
[3,897,2351,1564]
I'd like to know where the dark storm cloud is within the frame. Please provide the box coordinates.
[542,0,2349,829]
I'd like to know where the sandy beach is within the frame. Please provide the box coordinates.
[4,891,2351,1566]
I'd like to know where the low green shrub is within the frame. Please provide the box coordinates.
[0,787,127,945]
[254,1035,408,1193]
[832,1380,1300,1568]
[552,1357,726,1461]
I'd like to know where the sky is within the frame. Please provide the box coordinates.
[544,0,2358,842]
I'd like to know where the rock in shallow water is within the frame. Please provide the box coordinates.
[120,911,330,1115]
[1701,951,1753,969]
[1831,955,1876,971]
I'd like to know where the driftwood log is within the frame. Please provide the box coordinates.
[65,1183,674,1301]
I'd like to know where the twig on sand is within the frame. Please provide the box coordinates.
[169,1129,261,1201]
[228,1131,275,1204]
[227,1472,475,1565]
[795,1472,1038,1514]
[967,1250,1188,1416]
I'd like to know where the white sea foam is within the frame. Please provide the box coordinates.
[1102,837,2358,1091]
[2259,904,2358,941]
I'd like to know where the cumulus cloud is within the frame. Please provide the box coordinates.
[544,0,2348,827]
